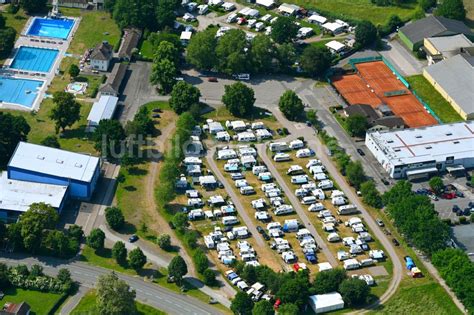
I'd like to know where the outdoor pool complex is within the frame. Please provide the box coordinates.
[27,18,75,40]
[0,77,43,108]
[10,46,59,72]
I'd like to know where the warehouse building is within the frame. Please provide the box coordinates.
[423,34,473,65]
[365,122,474,179]
[423,54,474,120]
[8,142,100,200]
[0,172,68,222]
[86,95,119,132]
[398,16,473,51]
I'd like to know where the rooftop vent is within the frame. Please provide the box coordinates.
[425,146,432,149]
[56,159,64,164]
[453,141,460,144]
[37,155,45,160]
[446,133,452,136]
[415,135,422,139]
[75,163,83,168]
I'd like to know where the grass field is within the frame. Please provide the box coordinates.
[59,8,121,55]
[288,0,418,25]
[2,7,29,35]
[139,39,155,60]
[1,287,65,315]
[0,98,96,154]
[71,290,166,315]
[406,75,464,123]
[79,245,138,275]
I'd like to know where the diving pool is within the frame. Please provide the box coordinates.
[10,46,59,73]
[0,77,43,108]
[27,18,75,40]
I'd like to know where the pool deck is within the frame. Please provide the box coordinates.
[0,16,81,111]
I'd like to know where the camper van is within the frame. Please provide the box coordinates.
[296,149,314,158]
[222,216,239,226]
[235,179,249,188]
[295,188,309,198]
[289,139,304,150]
[265,189,281,198]
[313,172,328,181]
[327,233,341,242]
[306,159,322,168]
[338,204,358,215]
[261,183,278,192]
[227,12,238,23]
[308,203,325,212]
[344,258,361,270]
[252,165,267,175]
[273,153,290,162]
[332,196,346,206]
[240,186,255,195]
[291,175,308,185]
[318,180,334,190]
[269,142,289,152]
[301,196,317,205]
[287,165,304,175]
[274,205,294,215]
[312,189,326,200]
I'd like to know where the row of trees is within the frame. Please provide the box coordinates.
[186,26,332,78]
[230,263,371,314]
[0,203,83,258]
[0,12,16,58]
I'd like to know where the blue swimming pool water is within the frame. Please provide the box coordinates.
[27,18,74,40]
[10,47,59,72]
[0,77,43,108]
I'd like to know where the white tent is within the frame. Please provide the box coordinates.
[180,31,192,41]
[325,40,346,53]
[256,0,276,8]
[308,14,327,25]
[308,292,344,314]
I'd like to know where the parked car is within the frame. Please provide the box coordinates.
[376,219,384,227]
[452,205,460,213]
[257,226,264,234]
[382,178,390,186]
[463,208,471,216]
[357,148,365,156]
[152,108,162,113]
[208,77,218,82]
[129,235,139,243]
[152,114,161,118]
[392,238,400,246]
[262,233,271,241]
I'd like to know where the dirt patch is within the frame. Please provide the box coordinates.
[369,265,389,277]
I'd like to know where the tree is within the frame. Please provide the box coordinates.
[203,269,217,286]
[300,46,332,77]
[112,0,157,30]
[312,268,347,294]
[128,248,147,271]
[231,291,254,315]
[278,90,304,121]
[20,0,47,13]
[0,263,10,289]
[153,41,179,65]
[150,58,177,94]
[276,43,297,73]
[251,35,275,74]
[355,21,378,48]
[216,29,250,75]
[87,228,105,251]
[186,28,217,71]
[105,207,125,230]
[345,114,369,137]
[57,268,72,284]
[68,224,84,241]
[339,278,370,307]
[271,16,298,43]
[126,106,154,137]
[346,161,366,189]
[306,109,319,126]
[96,272,137,315]
[0,28,16,58]
[0,112,30,168]
[69,64,80,79]
[436,0,466,20]
[155,0,179,30]
[156,234,171,250]
[193,249,209,274]
[172,212,188,232]
[30,264,44,277]
[112,241,127,265]
[222,82,255,117]
[277,276,310,309]
[168,256,188,285]
[148,32,183,54]
[50,92,81,133]
[0,221,6,242]
[169,81,201,114]
[93,119,126,159]
[19,203,59,253]
[277,303,299,315]
[429,176,444,195]
[360,180,383,208]
[252,300,274,315]
[40,135,60,148]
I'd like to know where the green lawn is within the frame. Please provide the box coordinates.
[370,281,462,314]
[406,75,464,123]
[1,287,65,315]
[139,39,155,60]
[59,8,121,55]
[78,245,137,275]
[71,290,166,315]
[287,0,419,25]
[2,7,29,35]
[0,98,96,154]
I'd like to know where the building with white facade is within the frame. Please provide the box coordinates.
[365,122,474,179]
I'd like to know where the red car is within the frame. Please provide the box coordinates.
[442,192,456,199]
[207,77,218,82]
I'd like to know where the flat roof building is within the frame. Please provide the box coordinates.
[423,34,473,64]
[365,121,474,179]
[0,172,68,222]
[423,54,474,120]
[8,142,100,200]
[308,293,344,314]
[87,95,118,131]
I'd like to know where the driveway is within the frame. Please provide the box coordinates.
[379,38,426,76]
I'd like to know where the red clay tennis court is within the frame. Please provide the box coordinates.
[332,61,438,128]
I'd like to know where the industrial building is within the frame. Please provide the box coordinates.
[423,54,474,120]
[0,172,68,222]
[308,293,345,314]
[365,122,474,179]
[87,95,119,131]
[7,142,100,200]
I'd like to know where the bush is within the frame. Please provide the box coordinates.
[339,278,370,307]
[193,249,209,274]
[202,269,217,286]
[89,86,99,98]
[459,216,467,224]
[87,228,105,251]
[128,247,147,271]
[184,230,199,249]
[105,207,125,230]
[156,234,171,250]
[471,213,474,223]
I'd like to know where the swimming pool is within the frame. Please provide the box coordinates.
[10,46,59,72]
[0,77,44,108]
[27,18,75,40]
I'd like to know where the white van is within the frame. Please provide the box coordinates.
[273,153,290,162]
[240,186,255,195]
[327,233,341,242]
[312,189,326,200]
[269,142,289,152]
[338,204,358,215]
[235,179,248,188]
[222,216,239,226]
[227,12,238,23]
[313,172,328,181]
[296,149,313,158]
[344,258,360,270]
[274,205,294,215]
[289,139,304,150]
[360,258,375,267]
[252,165,267,175]
[318,180,334,190]
[265,189,281,198]
[306,159,322,168]
[308,202,325,212]
[261,183,277,192]
[301,196,317,205]
[332,196,346,206]
[295,188,309,198]
[291,175,308,184]
[287,165,304,175]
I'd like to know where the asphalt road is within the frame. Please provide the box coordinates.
[0,255,223,315]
